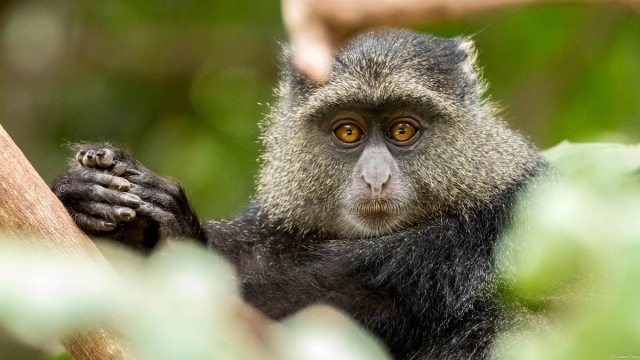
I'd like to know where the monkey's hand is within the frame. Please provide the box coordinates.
[52,143,207,250]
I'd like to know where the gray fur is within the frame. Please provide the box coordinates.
[257,29,541,238]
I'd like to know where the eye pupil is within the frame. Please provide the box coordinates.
[389,121,417,143]
[334,123,362,144]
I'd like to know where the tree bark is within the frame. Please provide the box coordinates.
[0,124,138,360]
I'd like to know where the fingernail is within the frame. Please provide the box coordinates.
[126,168,142,176]
[83,150,97,167]
[76,151,85,164]
[136,202,153,216]
[112,161,127,175]
[112,178,131,191]
[96,149,115,168]
[117,208,135,220]
[99,221,117,231]
[122,194,141,207]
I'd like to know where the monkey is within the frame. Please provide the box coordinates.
[52,29,546,359]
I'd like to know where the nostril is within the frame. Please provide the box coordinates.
[362,175,372,190]
[381,173,391,190]
[362,173,391,196]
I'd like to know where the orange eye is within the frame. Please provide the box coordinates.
[334,123,363,143]
[389,122,417,142]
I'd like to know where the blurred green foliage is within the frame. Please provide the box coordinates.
[494,142,640,359]
[0,239,391,360]
[0,1,638,220]
[0,2,638,358]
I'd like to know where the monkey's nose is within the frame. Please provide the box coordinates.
[362,171,391,196]
[357,144,396,197]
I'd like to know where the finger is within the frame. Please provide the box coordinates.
[75,201,137,222]
[75,150,86,165]
[134,201,155,217]
[96,149,115,168]
[125,168,142,176]
[73,212,118,233]
[111,160,128,176]
[126,172,171,188]
[131,201,187,238]
[87,185,142,208]
[124,170,179,193]
[114,206,136,221]
[133,203,180,232]
[128,184,179,210]
[78,170,132,191]
[83,150,97,168]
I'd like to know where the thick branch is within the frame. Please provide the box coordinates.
[307,0,640,30]
[0,125,137,360]
[283,0,640,81]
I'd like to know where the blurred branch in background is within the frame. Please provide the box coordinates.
[283,0,640,81]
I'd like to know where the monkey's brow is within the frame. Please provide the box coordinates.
[302,86,462,122]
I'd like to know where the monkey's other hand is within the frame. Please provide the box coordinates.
[52,143,206,250]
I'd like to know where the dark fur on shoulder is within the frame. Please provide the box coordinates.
[207,172,538,359]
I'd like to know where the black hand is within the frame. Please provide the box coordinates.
[53,143,206,249]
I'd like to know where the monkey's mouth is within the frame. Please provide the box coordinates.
[341,199,412,237]
[353,201,397,220]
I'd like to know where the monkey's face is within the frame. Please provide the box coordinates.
[320,108,423,237]
[258,103,425,238]
[257,30,540,239]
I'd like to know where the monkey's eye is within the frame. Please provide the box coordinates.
[388,122,417,142]
[334,123,363,144]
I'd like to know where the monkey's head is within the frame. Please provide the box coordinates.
[257,29,542,238]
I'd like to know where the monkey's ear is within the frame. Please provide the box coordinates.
[456,37,487,101]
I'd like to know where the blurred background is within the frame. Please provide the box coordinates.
[0,2,639,359]
[0,0,638,221]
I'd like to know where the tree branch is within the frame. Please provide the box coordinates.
[0,125,138,360]
[282,0,640,82]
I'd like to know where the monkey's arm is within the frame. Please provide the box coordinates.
[52,143,207,250]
